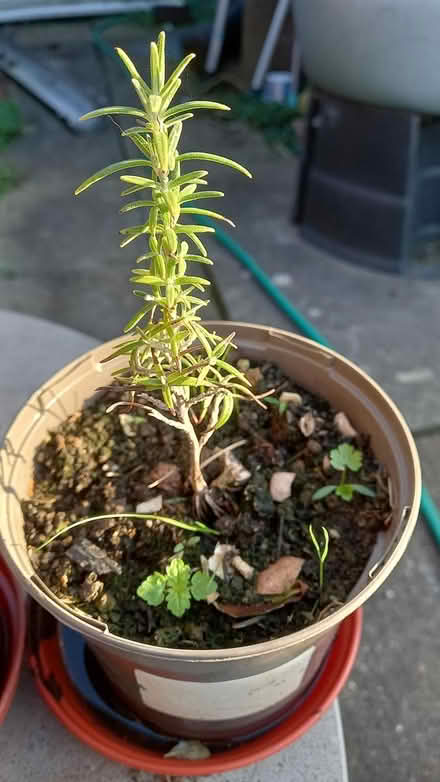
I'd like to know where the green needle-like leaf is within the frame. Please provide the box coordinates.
[38,513,218,550]
[169,170,209,189]
[129,274,163,285]
[75,160,152,195]
[312,485,337,501]
[123,304,154,332]
[177,152,252,179]
[157,30,166,90]
[215,394,235,429]
[164,113,194,128]
[120,175,156,188]
[175,225,215,235]
[80,105,146,121]
[164,100,230,119]
[185,255,214,265]
[180,207,235,226]
[121,182,150,196]
[179,190,224,204]
[215,358,251,383]
[120,200,154,213]
[121,127,151,137]
[120,223,150,235]
[116,48,151,95]
[187,232,208,256]
[175,275,210,287]
[161,53,195,97]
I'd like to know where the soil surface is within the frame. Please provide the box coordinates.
[23,360,390,649]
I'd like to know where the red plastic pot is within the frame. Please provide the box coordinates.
[30,608,362,776]
[0,556,26,725]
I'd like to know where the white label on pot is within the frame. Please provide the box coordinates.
[134,646,315,721]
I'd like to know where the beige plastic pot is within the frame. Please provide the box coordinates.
[0,322,421,741]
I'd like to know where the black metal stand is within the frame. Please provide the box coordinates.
[294,90,440,277]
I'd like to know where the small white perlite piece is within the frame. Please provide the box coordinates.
[134,645,316,721]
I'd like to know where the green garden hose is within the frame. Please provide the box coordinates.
[195,215,440,542]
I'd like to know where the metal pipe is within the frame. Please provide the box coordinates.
[251,0,291,91]
[0,1,183,24]
[205,0,231,74]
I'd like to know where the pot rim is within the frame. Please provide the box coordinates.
[0,322,421,661]
[0,556,26,724]
[30,607,362,775]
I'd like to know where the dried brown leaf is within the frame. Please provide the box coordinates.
[164,740,211,760]
[256,556,304,595]
[214,580,307,618]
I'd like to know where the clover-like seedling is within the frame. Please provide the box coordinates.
[312,444,375,503]
[308,524,329,593]
[137,557,217,617]
[74,31,269,517]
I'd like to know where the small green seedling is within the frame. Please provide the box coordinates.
[37,514,217,550]
[171,535,200,559]
[308,524,329,594]
[312,444,375,503]
[137,557,217,617]
[265,396,288,416]
[38,511,216,618]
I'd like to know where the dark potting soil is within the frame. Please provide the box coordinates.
[23,360,390,650]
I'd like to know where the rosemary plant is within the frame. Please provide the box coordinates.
[75,32,260,513]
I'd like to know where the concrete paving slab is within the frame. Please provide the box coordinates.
[0,668,348,782]
[0,310,98,441]
[340,432,440,782]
